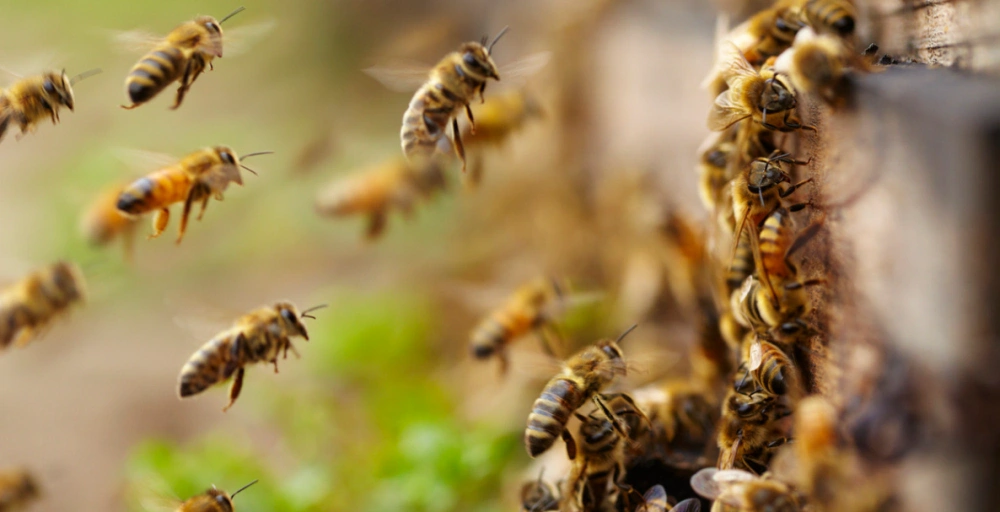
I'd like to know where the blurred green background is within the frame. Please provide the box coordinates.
[0,0,719,510]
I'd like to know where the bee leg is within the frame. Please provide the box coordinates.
[196,195,211,221]
[120,103,141,110]
[464,103,475,134]
[561,428,577,460]
[177,189,198,244]
[365,211,387,240]
[222,367,245,412]
[778,178,814,199]
[452,118,466,172]
[171,62,200,110]
[593,394,632,442]
[149,208,170,239]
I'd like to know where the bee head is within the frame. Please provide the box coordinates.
[50,261,84,303]
[274,302,309,340]
[205,488,235,512]
[747,157,790,192]
[194,15,225,57]
[459,43,500,81]
[214,145,238,166]
[760,75,796,111]
[41,71,75,111]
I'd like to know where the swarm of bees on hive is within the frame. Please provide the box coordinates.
[0,0,984,510]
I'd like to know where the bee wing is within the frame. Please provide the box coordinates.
[719,42,758,83]
[747,335,763,371]
[221,20,277,58]
[110,29,165,54]
[112,148,178,174]
[712,468,758,483]
[363,59,433,93]
[689,467,723,500]
[166,294,236,342]
[671,498,702,512]
[707,90,750,131]
[496,51,552,85]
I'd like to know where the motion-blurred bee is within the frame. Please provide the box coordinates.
[774,27,851,106]
[314,156,446,240]
[462,89,544,185]
[726,2,804,66]
[0,261,85,350]
[524,325,641,458]
[691,467,799,512]
[716,389,790,472]
[0,68,101,144]
[0,468,39,511]
[80,181,140,261]
[799,0,856,37]
[177,302,325,411]
[116,146,270,244]
[175,480,257,512]
[520,470,560,512]
[469,277,568,375]
[709,44,812,132]
[120,7,246,110]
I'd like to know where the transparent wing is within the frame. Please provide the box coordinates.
[110,29,165,54]
[719,42,758,83]
[747,335,763,371]
[713,468,757,483]
[165,293,236,342]
[0,51,60,84]
[671,498,702,512]
[689,467,722,500]
[363,59,432,93]
[112,148,177,173]
[707,91,750,131]
[497,51,551,84]
[222,19,277,58]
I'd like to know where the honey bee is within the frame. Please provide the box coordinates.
[175,480,257,512]
[314,156,446,240]
[736,335,803,399]
[520,470,560,512]
[696,128,738,213]
[0,68,101,144]
[116,146,271,244]
[727,2,805,66]
[708,43,813,132]
[524,325,641,458]
[773,28,851,106]
[0,468,39,511]
[80,181,140,261]
[120,7,247,110]
[716,389,790,472]
[177,302,325,411]
[799,0,856,37]
[461,89,544,185]
[0,261,85,350]
[630,485,668,512]
[691,468,799,512]
[632,380,718,460]
[469,277,569,375]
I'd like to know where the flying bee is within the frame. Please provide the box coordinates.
[174,480,257,512]
[524,325,644,458]
[716,388,790,472]
[736,335,803,400]
[120,7,247,110]
[177,302,325,411]
[520,470,560,512]
[80,181,140,261]
[0,261,85,350]
[774,27,851,106]
[691,468,799,512]
[461,89,544,185]
[709,43,813,132]
[0,468,39,511]
[0,68,101,144]
[365,28,550,171]
[314,156,446,240]
[115,146,271,244]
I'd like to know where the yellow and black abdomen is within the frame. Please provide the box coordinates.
[117,168,192,215]
[401,82,460,160]
[178,335,239,398]
[525,377,583,457]
[125,45,187,106]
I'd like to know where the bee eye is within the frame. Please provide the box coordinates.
[43,80,56,94]
[220,151,235,164]
[215,495,227,504]
[281,309,297,324]
[205,22,220,32]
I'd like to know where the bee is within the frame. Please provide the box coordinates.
[175,480,257,512]
[314,156,446,240]
[565,395,647,512]
[691,468,799,512]
[524,325,642,458]
[716,389,790,472]
[469,277,569,375]
[520,469,560,512]
[80,181,140,261]
[0,261,85,350]
[0,468,39,511]
[736,335,803,399]
[728,2,805,66]
[708,43,813,132]
[632,380,718,460]
[116,146,271,244]
[121,7,246,110]
[177,302,325,411]
[696,128,738,213]
[0,68,101,144]
[773,27,851,106]
[462,89,544,185]
[799,0,856,37]
[629,485,668,512]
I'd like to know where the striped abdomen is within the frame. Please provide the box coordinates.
[759,209,793,279]
[727,228,755,295]
[125,45,187,105]
[401,81,464,161]
[756,342,796,396]
[525,377,584,457]
[577,419,623,511]
[738,279,770,331]
[117,168,193,215]
[470,308,535,359]
[805,0,855,35]
[178,334,240,398]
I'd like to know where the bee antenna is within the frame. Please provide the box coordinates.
[299,304,328,319]
[218,6,246,25]
[69,68,102,85]
[615,324,639,344]
[487,26,510,54]
[230,479,258,500]
[240,151,274,160]
[240,165,258,176]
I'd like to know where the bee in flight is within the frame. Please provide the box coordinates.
[0,467,40,511]
[0,68,101,144]
[174,479,257,512]
[524,325,645,458]
[80,180,140,261]
[115,146,271,244]
[118,7,262,110]
[364,27,549,171]
[315,156,446,240]
[461,89,544,185]
[177,302,325,411]
[0,261,85,351]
